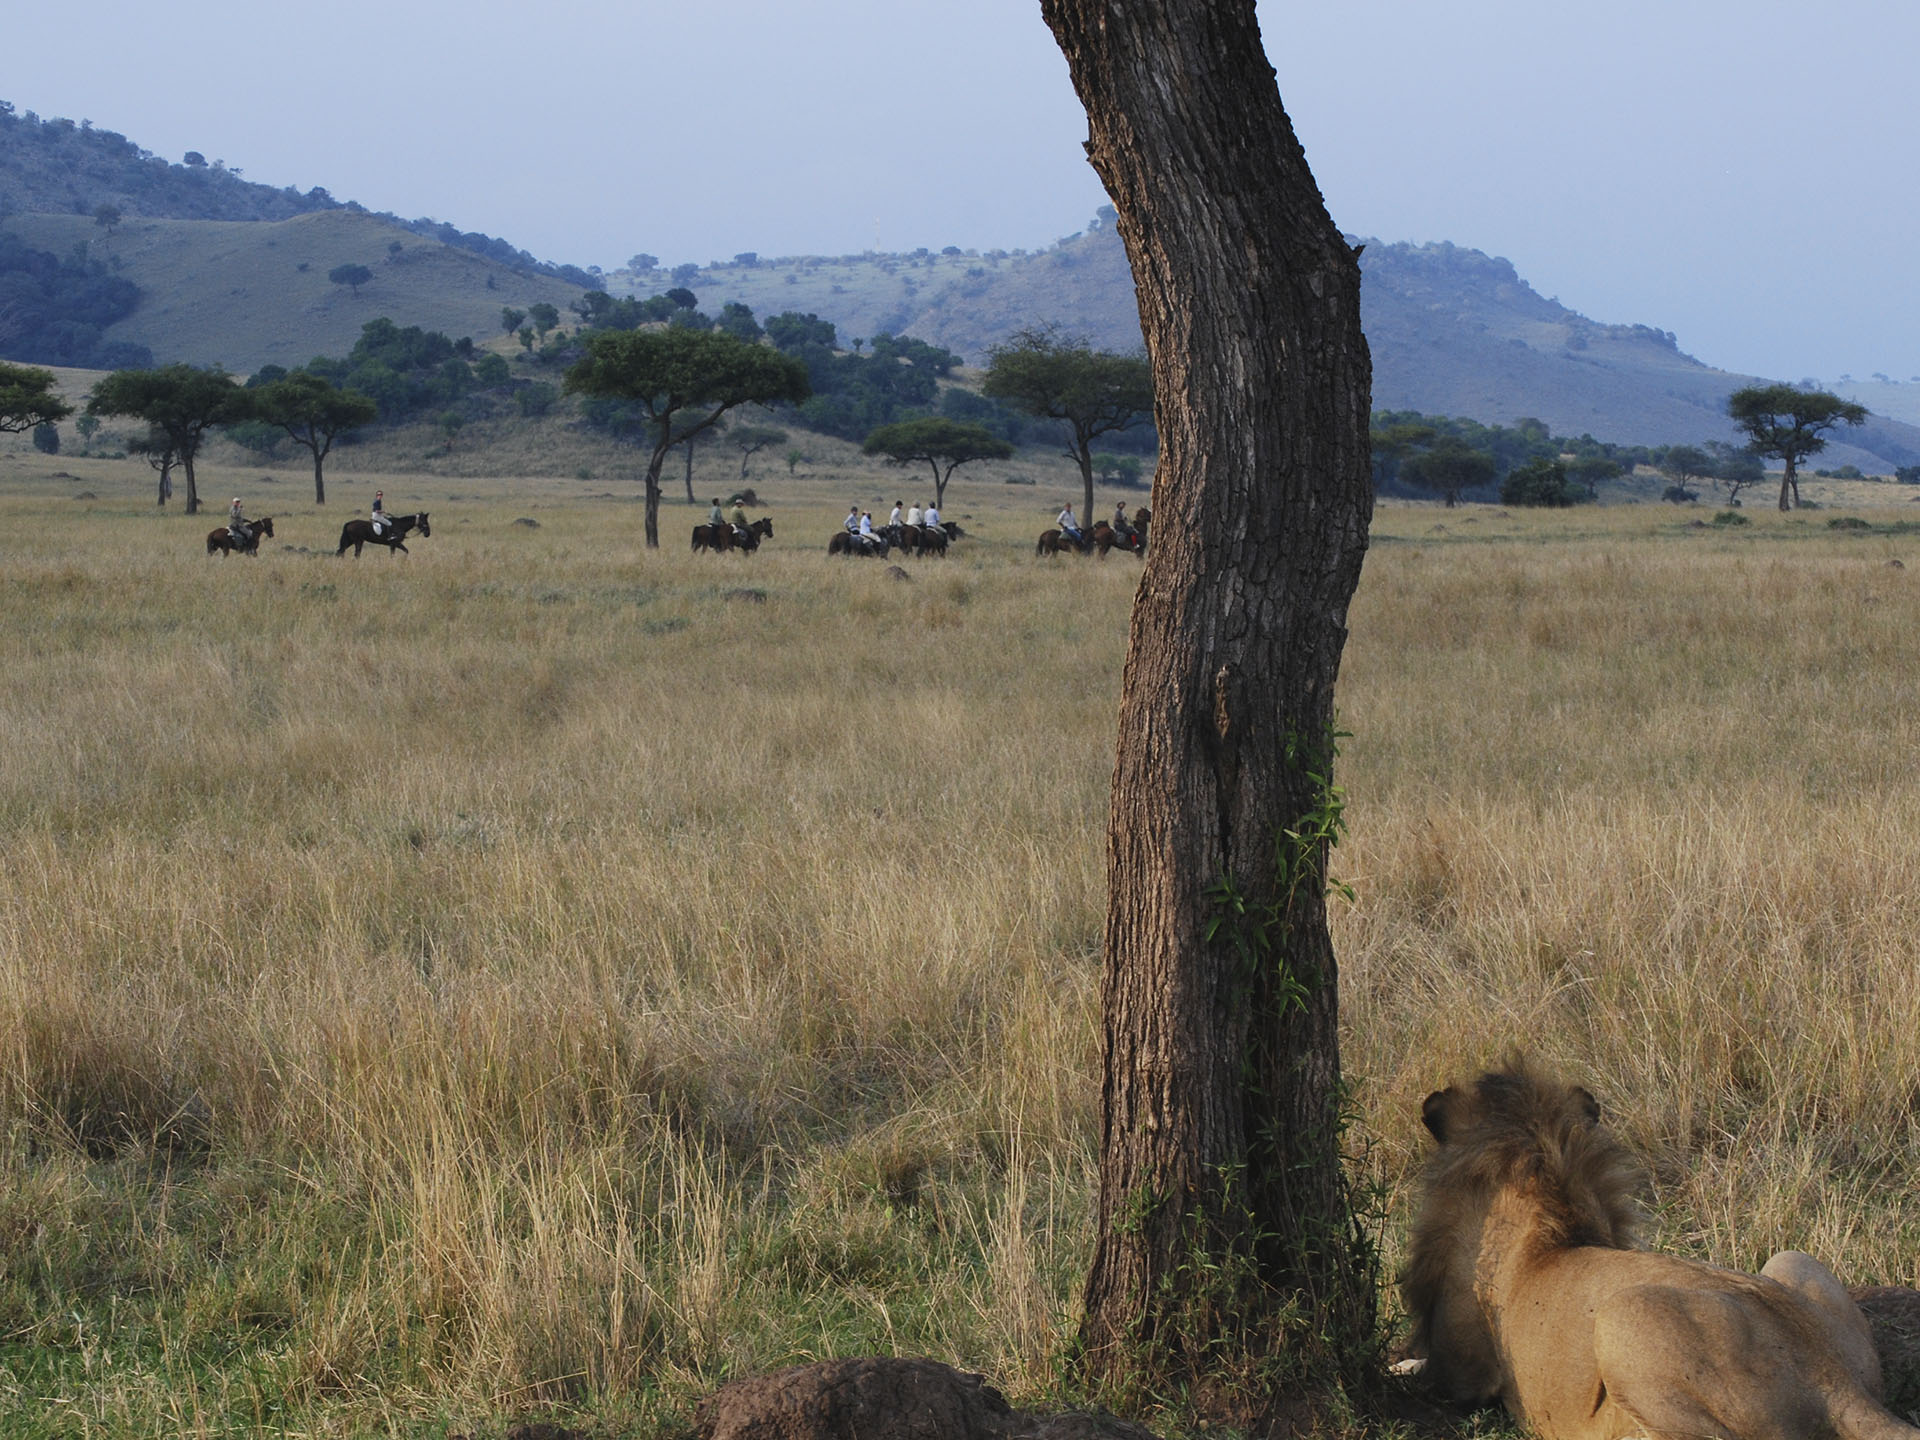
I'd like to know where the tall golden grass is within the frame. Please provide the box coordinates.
[4,455,1920,1435]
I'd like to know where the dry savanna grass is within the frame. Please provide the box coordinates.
[4,451,1920,1437]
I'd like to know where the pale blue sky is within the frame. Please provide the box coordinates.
[10,0,1916,382]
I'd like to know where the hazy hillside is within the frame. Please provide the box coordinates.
[5,210,585,373]
[9,98,1917,470]
[620,224,1920,472]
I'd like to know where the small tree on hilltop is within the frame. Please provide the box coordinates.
[1727,383,1868,511]
[862,416,1014,507]
[983,325,1154,518]
[563,328,809,547]
[328,263,373,296]
[0,361,74,434]
[251,370,379,505]
[88,364,248,514]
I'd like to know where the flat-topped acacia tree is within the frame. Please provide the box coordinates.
[88,365,248,515]
[1042,0,1377,1418]
[251,371,378,506]
[861,417,1013,508]
[564,328,809,548]
[1726,383,1868,511]
[0,362,73,435]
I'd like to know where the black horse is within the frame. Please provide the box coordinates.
[207,515,274,556]
[338,511,430,557]
[828,530,890,558]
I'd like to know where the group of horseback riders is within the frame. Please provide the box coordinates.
[843,499,949,555]
[707,496,754,544]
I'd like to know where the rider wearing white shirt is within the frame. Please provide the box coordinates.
[1058,503,1082,540]
[923,502,940,531]
[858,511,880,550]
[906,503,923,528]
[889,502,903,529]
[845,506,861,533]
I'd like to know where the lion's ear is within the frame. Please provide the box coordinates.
[1572,1086,1601,1125]
[1422,1087,1462,1143]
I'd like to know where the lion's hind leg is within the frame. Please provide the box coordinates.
[1762,1251,1883,1398]
[1594,1284,1829,1440]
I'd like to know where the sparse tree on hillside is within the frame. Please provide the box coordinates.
[88,364,248,514]
[628,253,658,274]
[75,413,99,451]
[1042,0,1377,1412]
[0,361,74,433]
[983,325,1154,518]
[527,302,560,338]
[92,204,122,237]
[251,370,379,505]
[1659,444,1712,493]
[1727,383,1868,511]
[501,307,526,334]
[729,423,789,479]
[328,263,372,296]
[861,417,1014,507]
[563,327,809,547]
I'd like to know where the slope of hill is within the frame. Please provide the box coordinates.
[617,224,1920,472]
[4,210,585,373]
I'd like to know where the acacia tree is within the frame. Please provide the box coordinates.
[1399,437,1494,507]
[861,416,1013,507]
[563,328,809,547]
[1727,383,1868,511]
[251,370,378,505]
[729,423,789,480]
[1042,0,1376,1417]
[0,361,73,434]
[983,326,1153,519]
[88,365,248,514]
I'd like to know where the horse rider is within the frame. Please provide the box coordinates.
[889,500,903,529]
[1113,500,1132,539]
[227,496,251,547]
[906,501,923,528]
[858,510,883,553]
[728,497,750,542]
[708,496,726,537]
[1058,502,1084,546]
[923,500,941,534]
[845,505,861,534]
[371,489,389,536]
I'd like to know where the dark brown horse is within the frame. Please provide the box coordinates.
[694,516,774,554]
[1036,526,1093,558]
[1095,508,1150,559]
[337,511,430,557]
[828,530,890,558]
[207,515,274,556]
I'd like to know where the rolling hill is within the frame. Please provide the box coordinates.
[6,101,1919,472]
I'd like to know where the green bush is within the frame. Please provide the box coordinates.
[1500,457,1583,507]
[1712,510,1750,526]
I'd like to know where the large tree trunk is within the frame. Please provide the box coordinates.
[1044,0,1376,1416]
[1074,433,1096,523]
[311,446,327,506]
[181,452,201,515]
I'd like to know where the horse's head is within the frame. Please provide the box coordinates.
[415,512,431,538]
[1401,1059,1642,1399]
[754,517,774,537]
[258,516,275,537]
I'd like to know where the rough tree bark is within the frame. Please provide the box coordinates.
[1042,0,1376,1416]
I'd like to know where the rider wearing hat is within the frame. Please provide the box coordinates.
[227,496,250,546]
[371,489,388,535]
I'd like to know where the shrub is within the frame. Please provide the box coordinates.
[31,422,57,454]
[1712,510,1750,526]
[1662,484,1698,505]
[1501,457,1583,507]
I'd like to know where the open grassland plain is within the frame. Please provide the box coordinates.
[6,459,1920,1438]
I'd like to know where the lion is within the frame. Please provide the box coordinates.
[1401,1058,1915,1440]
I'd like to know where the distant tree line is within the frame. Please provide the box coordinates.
[0,230,151,368]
